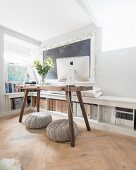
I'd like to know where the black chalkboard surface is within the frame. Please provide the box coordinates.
[43,39,91,79]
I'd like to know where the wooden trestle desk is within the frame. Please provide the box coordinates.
[17,85,93,147]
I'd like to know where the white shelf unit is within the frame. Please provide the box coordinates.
[31,91,136,137]
[5,92,32,112]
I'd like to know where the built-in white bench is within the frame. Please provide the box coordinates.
[3,91,136,137]
[32,91,136,137]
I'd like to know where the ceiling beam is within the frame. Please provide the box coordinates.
[0,25,41,46]
[76,0,102,27]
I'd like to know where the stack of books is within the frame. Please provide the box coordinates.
[5,83,21,93]
[115,107,133,127]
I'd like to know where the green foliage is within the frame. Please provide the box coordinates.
[33,57,54,77]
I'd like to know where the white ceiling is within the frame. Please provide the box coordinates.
[86,0,136,26]
[0,0,92,42]
[87,0,136,51]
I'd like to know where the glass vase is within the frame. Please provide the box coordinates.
[40,75,46,85]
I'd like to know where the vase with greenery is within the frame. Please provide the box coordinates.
[33,57,54,85]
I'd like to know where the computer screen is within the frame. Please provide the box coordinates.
[57,56,89,82]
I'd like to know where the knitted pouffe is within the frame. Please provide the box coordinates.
[25,112,52,129]
[47,119,78,142]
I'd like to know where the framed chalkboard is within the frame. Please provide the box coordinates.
[43,39,91,79]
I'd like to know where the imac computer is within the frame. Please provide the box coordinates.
[56,56,90,85]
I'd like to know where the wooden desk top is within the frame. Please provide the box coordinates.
[16,85,93,92]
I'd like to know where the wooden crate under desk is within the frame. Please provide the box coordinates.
[32,96,36,107]
[32,97,66,111]
[32,96,92,118]
[32,97,47,109]
[47,99,92,118]
[49,99,67,113]
[40,98,47,109]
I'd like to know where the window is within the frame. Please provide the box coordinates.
[4,34,39,83]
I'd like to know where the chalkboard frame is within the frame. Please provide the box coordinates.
[43,38,92,80]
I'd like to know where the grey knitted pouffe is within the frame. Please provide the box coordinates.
[47,119,78,142]
[25,112,52,129]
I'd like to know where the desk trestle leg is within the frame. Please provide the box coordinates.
[37,89,40,112]
[66,91,75,147]
[76,91,91,131]
[19,89,29,122]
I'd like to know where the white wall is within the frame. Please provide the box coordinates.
[0,26,40,113]
[42,24,136,98]
[95,29,136,97]
[0,28,5,112]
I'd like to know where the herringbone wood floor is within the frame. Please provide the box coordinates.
[0,114,136,170]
